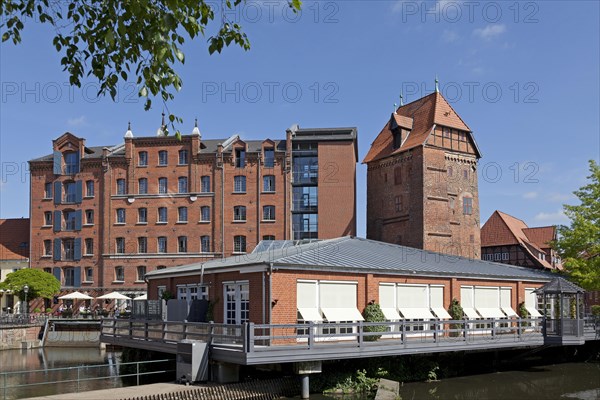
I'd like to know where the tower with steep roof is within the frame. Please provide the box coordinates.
[363,89,482,258]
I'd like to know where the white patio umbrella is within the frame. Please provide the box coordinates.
[58,291,93,300]
[133,294,147,301]
[97,291,130,300]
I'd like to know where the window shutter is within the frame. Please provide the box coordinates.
[75,180,83,203]
[73,267,81,288]
[53,239,62,261]
[74,238,82,261]
[53,182,62,205]
[53,267,62,283]
[53,151,62,175]
[53,210,62,232]
[75,210,82,231]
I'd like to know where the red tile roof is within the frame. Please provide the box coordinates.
[0,218,29,260]
[363,91,476,163]
[481,211,555,270]
[522,227,556,249]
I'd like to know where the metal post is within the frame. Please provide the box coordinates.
[308,322,314,349]
[77,367,80,392]
[358,321,363,347]
[136,362,140,386]
[517,318,522,340]
[300,374,310,399]
[247,322,255,353]
[463,320,468,341]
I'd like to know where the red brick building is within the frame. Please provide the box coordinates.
[28,122,357,299]
[0,218,30,313]
[364,89,482,258]
[481,210,563,271]
[146,237,551,326]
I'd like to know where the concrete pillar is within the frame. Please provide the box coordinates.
[300,374,310,399]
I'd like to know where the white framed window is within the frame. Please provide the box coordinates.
[224,281,249,324]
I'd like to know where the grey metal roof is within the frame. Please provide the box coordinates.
[145,236,556,282]
[30,146,111,162]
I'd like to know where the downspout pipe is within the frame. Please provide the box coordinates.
[269,262,274,324]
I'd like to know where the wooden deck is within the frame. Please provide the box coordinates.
[100,318,599,365]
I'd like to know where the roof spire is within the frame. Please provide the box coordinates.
[156,112,166,137]
[124,121,133,138]
[191,117,201,137]
[435,75,439,93]
[399,92,404,106]
[393,102,397,114]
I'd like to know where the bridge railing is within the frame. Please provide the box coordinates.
[101,318,245,346]
[101,317,543,353]
[245,318,543,351]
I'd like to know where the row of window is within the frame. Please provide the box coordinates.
[47,265,153,286]
[114,205,276,224]
[111,235,251,254]
[483,253,510,262]
[113,175,276,196]
[137,148,275,168]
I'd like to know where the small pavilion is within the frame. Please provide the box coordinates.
[536,277,586,345]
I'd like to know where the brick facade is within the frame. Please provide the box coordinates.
[29,125,357,301]
[364,92,481,258]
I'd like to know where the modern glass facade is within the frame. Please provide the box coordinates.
[292,142,318,240]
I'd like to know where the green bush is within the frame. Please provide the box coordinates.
[591,305,600,318]
[45,308,52,314]
[448,298,464,337]
[363,302,387,341]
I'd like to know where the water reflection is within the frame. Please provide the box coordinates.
[398,363,600,400]
[0,347,122,400]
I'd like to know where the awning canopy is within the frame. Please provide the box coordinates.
[431,307,452,319]
[462,307,480,319]
[476,308,506,319]
[97,291,130,300]
[58,291,93,300]
[398,308,434,320]
[133,294,147,301]
[321,307,364,322]
[502,307,518,317]
[380,308,402,320]
[526,306,543,318]
[298,308,323,322]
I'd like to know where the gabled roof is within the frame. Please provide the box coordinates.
[0,218,29,260]
[481,211,555,270]
[363,92,478,163]
[146,236,554,282]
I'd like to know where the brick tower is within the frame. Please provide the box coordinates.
[363,87,482,258]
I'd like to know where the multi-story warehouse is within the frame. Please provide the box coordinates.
[363,88,482,259]
[28,121,357,299]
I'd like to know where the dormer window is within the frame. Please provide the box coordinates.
[64,152,79,174]
[235,149,245,168]
[264,147,275,167]
[393,129,402,150]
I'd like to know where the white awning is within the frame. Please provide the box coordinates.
[462,307,480,319]
[431,307,452,319]
[502,307,518,317]
[298,308,323,322]
[398,308,434,319]
[380,308,401,320]
[321,307,364,322]
[476,308,506,318]
[526,306,543,318]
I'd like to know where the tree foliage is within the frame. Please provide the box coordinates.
[1,0,302,136]
[0,268,61,300]
[362,302,387,341]
[555,160,600,290]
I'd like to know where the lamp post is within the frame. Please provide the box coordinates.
[23,285,29,315]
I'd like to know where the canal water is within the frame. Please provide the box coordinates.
[0,347,123,400]
[1,349,598,400]
[294,363,600,400]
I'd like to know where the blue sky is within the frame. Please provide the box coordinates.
[1,1,599,236]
